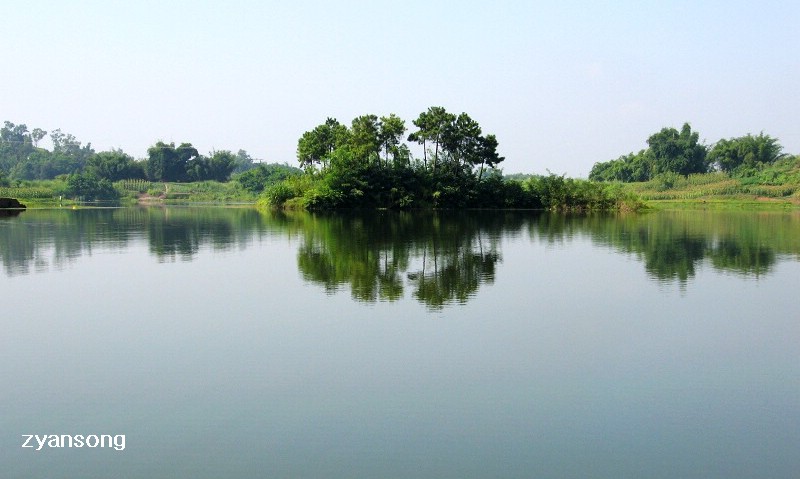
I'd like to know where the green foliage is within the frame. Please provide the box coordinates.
[1,122,94,180]
[651,171,685,191]
[589,150,652,182]
[708,133,784,173]
[235,163,302,193]
[146,141,199,182]
[281,108,523,210]
[0,184,57,199]
[63,172,119,201]
[263,182,296,206]
[523,173,642,211]
[378,113,407,165]
[627,158,800,201]
[186,150,237,182]
[648,123,709,176]
[86,150,145,181]
[296,118,350,170]
[591,123,710,182]
[115,178,152,193]
[407,107,504,177]
[232,149,257,174]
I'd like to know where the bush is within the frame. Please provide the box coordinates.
[263,182,295,206]
[63,173,119,201]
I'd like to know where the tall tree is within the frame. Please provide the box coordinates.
[297,118,349,170]
[378,114,406,165]
[146,141,198,182]
[349,114,381,165]
[0,122,34,172]
[233,149,256,173]
[187,150,237,182]
[31,128,47,147]
[86,150,144,181]
[708,133,783,172]
[408,106,456,171]
[475,134,503,180]
[441,112,482,172]
[647,123,708,176]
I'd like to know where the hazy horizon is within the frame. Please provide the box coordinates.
[3,0,798,177]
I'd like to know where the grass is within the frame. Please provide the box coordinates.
[621,157,800,208]
[4,156,800,210]
[123,180,258,204]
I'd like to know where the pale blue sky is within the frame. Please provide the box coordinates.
[2,0,797,176]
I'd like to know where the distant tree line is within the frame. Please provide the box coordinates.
[589,123,787,182]
[0,120,301,199]
[0,121,264,182]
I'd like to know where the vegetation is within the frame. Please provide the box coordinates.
[589,123,789,184]
[621,155,800,204]
[234,163,302,194]
[264,107,639,211]
[0,120,295,204]
[1,116,796,209]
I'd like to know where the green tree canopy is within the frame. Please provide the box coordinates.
[589,149,653,182]
[86,150,145,181]
[378,114,407,166]
[647,123,709,176]
[146,141,199,182]
[708,133,783,173]
[408,106,456,170]
[296,118,350,170]
[186,150,237,182]
[349,114,381,164]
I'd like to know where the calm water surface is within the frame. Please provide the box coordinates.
[1,207,798,478]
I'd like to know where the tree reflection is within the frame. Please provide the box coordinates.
[0,207,270,274]
[294,212,503,308]
[1,207,798,293]
[577,210,796,283]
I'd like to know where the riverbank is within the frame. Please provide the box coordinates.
[4,172,800,211]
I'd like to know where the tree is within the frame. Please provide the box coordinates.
[0,121,34,173]
[86,150,144,181]
[146,141,198,182]
[708,133,783,173]
[349,114,381,164]
[235,163,302,193]
[408,106,456,171]
[378,114,406,165]
[31,128,47,148]
[63,172,119,201]
[233,149,256,173]
[475,134,504,180]
[589,150,653,182]
[186,150,237,182]
[296,118,349,170]
[440,112,483,173]
[647,123,708,176]
[50,129,94,163]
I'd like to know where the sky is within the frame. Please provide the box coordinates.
[2,0,798,177]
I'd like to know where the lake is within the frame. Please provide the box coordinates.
[1,207,798,478]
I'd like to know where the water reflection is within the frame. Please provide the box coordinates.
[0,207,271,274]
[577,210,796,282]
[292,212,505,308]
[1,207,799,294]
